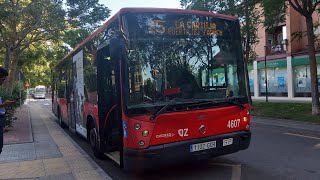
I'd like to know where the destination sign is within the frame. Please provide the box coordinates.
[147,20,223,36]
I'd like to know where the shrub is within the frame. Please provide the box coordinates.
[0,82,26,128]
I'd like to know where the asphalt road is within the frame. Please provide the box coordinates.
[34,97,320,180]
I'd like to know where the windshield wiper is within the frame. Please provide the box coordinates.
[150,98,177,120]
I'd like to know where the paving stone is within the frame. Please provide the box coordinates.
[0,143,36,163]
[35,149,62,160]
[73,170,102,180]
[39,173,75,180]
[33,128,50,134]
[0,162,20,179]
[9,178,38,180]
[66,157,95,172]
[33,134,54,143]
[0,103,111,180]
[17,160,45,178]
[43,158,71,176]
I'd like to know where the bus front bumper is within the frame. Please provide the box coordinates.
[124,131,251,171]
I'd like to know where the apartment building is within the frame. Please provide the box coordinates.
[249,6,320,100]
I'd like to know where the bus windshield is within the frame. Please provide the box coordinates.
[122,12,247,115]
[35,87,45,93]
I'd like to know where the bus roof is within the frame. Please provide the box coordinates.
[54,8,237,68]
[118,8,237,20]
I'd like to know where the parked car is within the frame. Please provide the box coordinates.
[28,88,35,96]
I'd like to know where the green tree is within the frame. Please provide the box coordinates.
[263,0,320,115]
[63,0,111,48]
[0,0,65,94]
[18,40,68,87]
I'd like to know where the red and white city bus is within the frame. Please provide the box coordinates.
[51,8,251,171]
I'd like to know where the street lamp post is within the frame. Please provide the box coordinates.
[264,46,268,102]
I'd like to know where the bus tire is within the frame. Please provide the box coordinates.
[89,121,105,159]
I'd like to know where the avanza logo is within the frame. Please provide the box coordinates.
[156,133,175,138]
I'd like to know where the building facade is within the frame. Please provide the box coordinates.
[250,5,320,101]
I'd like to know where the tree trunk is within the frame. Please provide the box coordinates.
[5,45,11,70]
[306,16,320,115]
[6,47,20,95]
[3,45,12,89]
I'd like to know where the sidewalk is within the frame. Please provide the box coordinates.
[0,103,112,180]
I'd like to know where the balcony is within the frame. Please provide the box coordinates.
[265,39,288,55]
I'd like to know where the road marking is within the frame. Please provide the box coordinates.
[209,162,241,180]
[284,132,320,140]
[231,164,241,180]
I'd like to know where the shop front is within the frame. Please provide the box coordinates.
[257,59,288,97]
[292,56,320,97]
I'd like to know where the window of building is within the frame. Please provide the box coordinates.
[293,64,320,97]
[258,60,287,97]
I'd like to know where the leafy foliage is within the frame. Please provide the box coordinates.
[0,0,66,51]
[181,0,239,14]
[0,0,111,94]
[261,0,287,31]
[18,40,68,87]
[63,0,110,48]
[0,82,26,128]
[0,0,66,94]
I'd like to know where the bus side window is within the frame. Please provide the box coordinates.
[58,70,67,98]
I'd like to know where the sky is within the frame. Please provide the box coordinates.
[100,0,182,18]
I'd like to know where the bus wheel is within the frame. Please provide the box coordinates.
[89,122,105,159]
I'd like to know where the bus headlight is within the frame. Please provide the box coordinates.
[134,123,141,130]
[139,140,145,146]
[142,130,149,137]
[243,117,248,122]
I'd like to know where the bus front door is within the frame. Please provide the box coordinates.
[96,44,122,165]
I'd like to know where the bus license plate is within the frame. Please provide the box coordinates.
[190,141,216,152]
[223,138,233,146]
